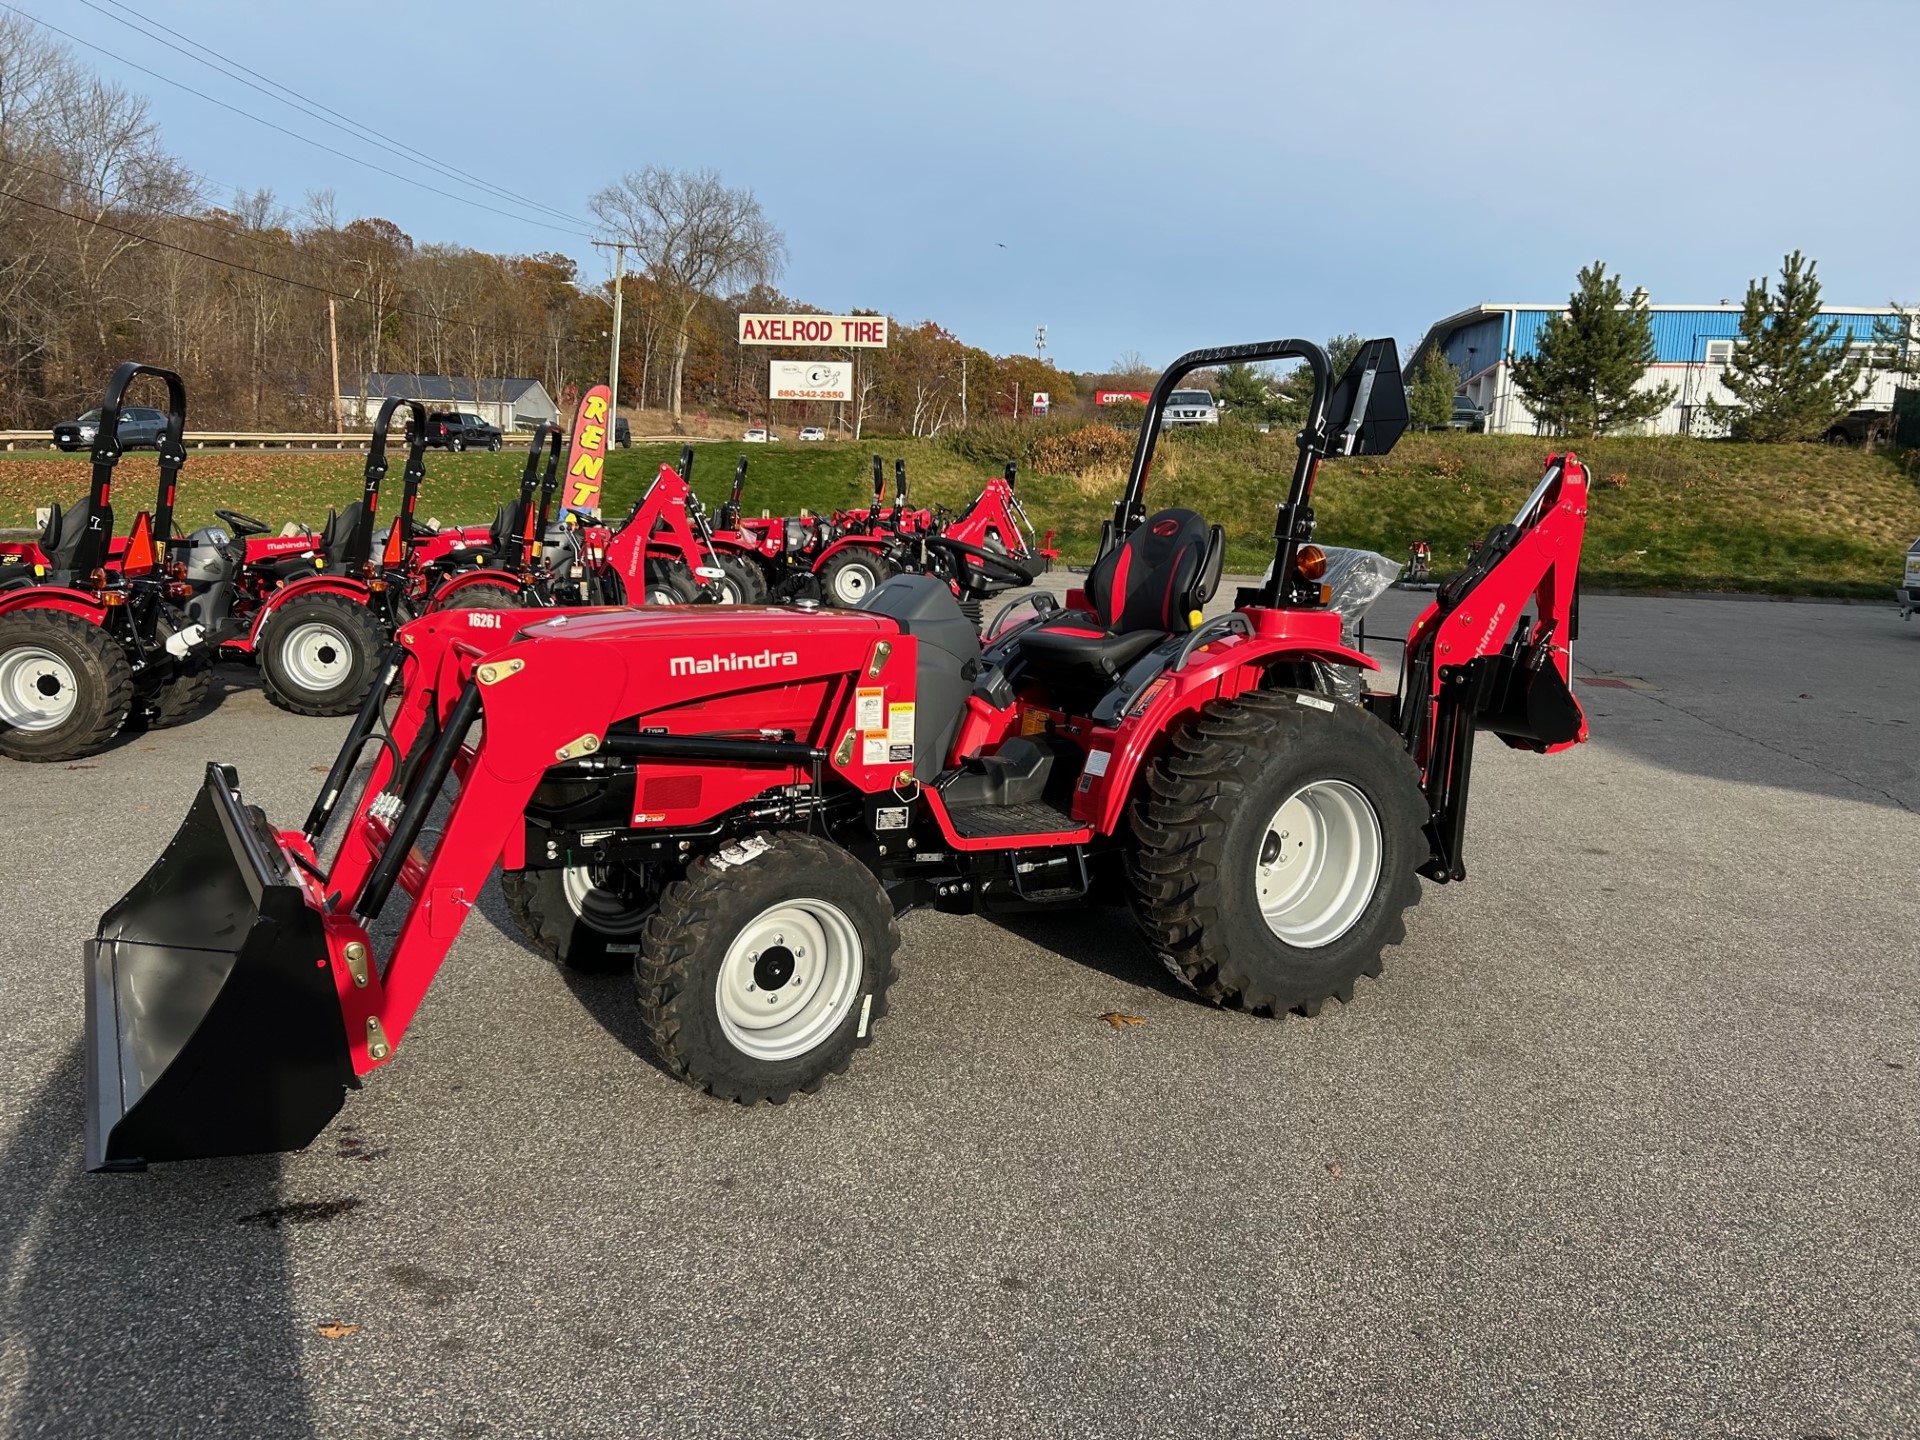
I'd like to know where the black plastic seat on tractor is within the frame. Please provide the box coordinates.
[39,499,100,580]
[322,502,364,569]
[1014,507,1223,711]
[857,574,982,782]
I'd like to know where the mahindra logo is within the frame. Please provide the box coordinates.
[670,648,800,677]
[1152,518,1180,536]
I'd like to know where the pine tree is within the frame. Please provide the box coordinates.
[1707,251,1863,442]
[1511,262,1674,435]
[1407,348,1460,430]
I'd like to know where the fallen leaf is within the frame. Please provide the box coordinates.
[310,765,331,773]
[315,1321,359,1339]
[64,763,98,770]
[1326,1163,1343,1177]
[1099,1012,1145,1029]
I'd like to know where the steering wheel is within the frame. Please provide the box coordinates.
[214,507,270,537]
[921,535,1037,589]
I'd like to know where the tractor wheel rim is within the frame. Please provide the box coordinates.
[1254,779,1382,949]
[282,621,354,690]
[0,644,79,731]
[561,865,652,937]
[714,899,862,1061]
[833,563,875,604]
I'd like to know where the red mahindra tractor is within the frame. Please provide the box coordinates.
[0,363,213,762]
[81,336,1593,1170]
[418,425,581,609]
[173,398,432,716]
[590,446,764,605]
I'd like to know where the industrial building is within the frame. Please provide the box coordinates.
[1412,301,1913,437]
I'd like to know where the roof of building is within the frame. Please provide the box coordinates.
[341,374,551,404]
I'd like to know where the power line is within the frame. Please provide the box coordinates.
[1,4,600,243]
[1,186,587,352]
[78,0,593,233]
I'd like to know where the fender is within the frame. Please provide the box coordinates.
[430,566,531,610]
[1079,610,1381,836]
[809,534,890,571]
[0,586,110,623]
[247,575,374,646]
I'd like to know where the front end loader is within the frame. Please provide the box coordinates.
[84,336,1590,1170]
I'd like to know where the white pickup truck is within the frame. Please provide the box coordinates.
[1159,388,1221,427]
[1899,537,1920,621]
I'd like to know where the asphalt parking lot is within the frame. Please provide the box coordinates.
[1,589,1915,1439]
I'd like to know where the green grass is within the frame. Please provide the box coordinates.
[3,430,1915,598]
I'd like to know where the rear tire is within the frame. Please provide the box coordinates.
[819,548,893,608]
[450,436,466,453]
[0,610,131,762]
[501,863,660,972]
[258,591,384,717]
[636,833,899,1103]
[643,558,699,606]
[439,580,523,610]
[713,553,768,604]
[1128,690,1426,1017]
[144,608,211,729]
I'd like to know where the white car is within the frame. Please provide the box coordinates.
[798,426,827,442]
[1159,389,1221,427]
[743,427,778,443]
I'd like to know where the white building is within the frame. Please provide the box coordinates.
[1412,302,1914,438]
[337,374,559,431]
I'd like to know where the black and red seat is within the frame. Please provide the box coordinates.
[1013,507,1223,704]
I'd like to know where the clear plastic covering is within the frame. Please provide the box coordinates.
[1263,545,1403,704]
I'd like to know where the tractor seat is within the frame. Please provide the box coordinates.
[323,503,364,569]
[40,499,99,577]
[489,500,525,555]
[1014,508,1223,705]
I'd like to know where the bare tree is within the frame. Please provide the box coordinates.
[590,167,784,416]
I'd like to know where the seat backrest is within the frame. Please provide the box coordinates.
[489,500,523,554]
[1086,508,1217,635]
[324,503,362,568]
[41,499,96,576]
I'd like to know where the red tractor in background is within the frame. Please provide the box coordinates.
[168,398,433,717]
[590,446,765,606]
[0,362,213,761]
[83,335,1594,1170]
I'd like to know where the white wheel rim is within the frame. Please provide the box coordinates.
[833,562,876,604]
[281,621,354,690]
[561,865,650,936]
[1254,779,1382,949]
[0,644,79,731]
[714,899,863,1061]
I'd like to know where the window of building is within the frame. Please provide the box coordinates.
[1703,340,1735,364]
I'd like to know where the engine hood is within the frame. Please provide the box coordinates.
[516,604,894,648]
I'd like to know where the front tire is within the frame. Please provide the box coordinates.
[487,435,503,453]
[1128,690,1426,1017]
[819,547,894,608]
[642,558,699,606]
[636,833,900,1103]
[0,610,131,762]
[257,591,384,716]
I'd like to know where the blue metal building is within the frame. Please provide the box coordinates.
[1412,301,1912,436]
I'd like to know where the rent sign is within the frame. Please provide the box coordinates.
[564,383,612,515]
[738,314,889,348]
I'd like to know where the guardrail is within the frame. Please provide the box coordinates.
[0,430,725,452]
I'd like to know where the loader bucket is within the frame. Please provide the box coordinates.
[84,764,351,1172]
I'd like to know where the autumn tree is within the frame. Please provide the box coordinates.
[1707,251,1864,442]
[590,167,785,417]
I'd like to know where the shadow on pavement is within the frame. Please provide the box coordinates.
[0,1043,317,1439]
[984,905,1205,1005]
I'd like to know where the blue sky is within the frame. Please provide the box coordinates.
[44,0,1920,372]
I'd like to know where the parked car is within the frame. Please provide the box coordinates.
[798,426,827,441]
[1898,536,1920,621]
[1447,396,1487,432]
[1822,408,1893,447]
[52,406,169,451]
[422,411,503,452]
[614,417,631,448]
[1159,389,1221,427]
[743,427,778,443]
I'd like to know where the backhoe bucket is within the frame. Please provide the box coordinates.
[84,763,350,1172]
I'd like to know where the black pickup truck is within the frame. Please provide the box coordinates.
[420,411,503,452]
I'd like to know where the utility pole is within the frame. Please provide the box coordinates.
[327,298,343,433]
[592,239,628,422]
[960,353,968,425]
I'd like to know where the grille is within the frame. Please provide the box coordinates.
[642,774,703,810]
